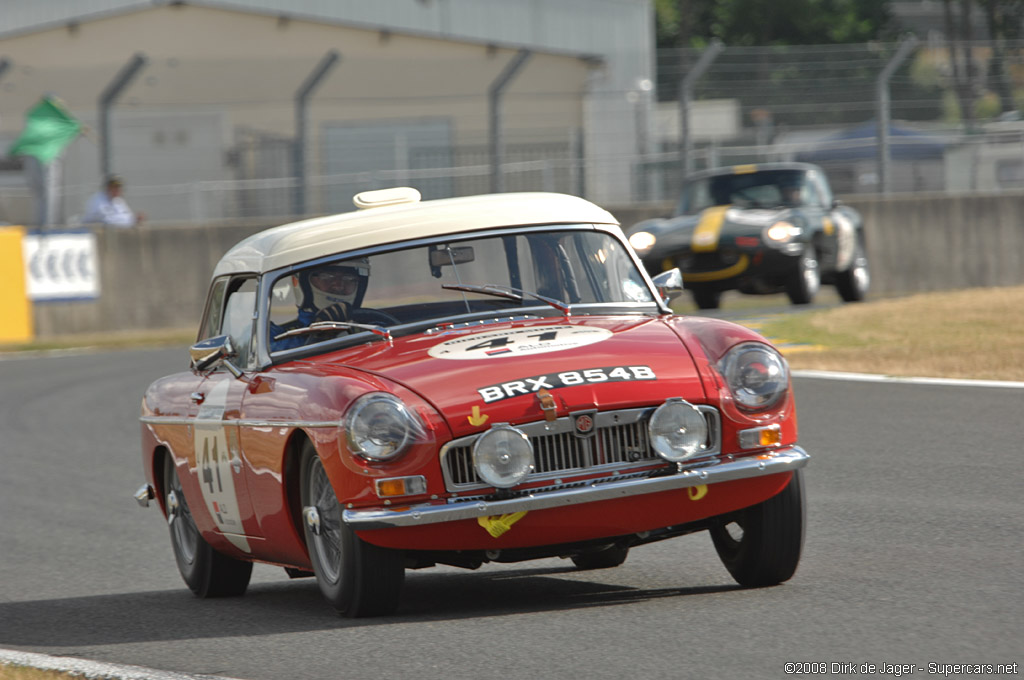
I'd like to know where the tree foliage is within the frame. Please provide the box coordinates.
[655,0,895,48]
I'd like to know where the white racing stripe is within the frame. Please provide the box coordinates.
[0,648,247,680]
[793,369,1024,389]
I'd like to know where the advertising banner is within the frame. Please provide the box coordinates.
[22,231,100,302]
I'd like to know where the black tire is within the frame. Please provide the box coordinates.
[691,288,722,310]
[835,240,870,302]
[709,469,805,587]
[786,246,820,306]
[163,454,252,598]
[299,442,405,617]
[570,544,629,571]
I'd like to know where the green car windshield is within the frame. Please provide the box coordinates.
[677,169,810,214]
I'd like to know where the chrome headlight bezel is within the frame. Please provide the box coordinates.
[344,392,424,461]
[718,342,789,411]
[472,424,535,489]
[648,398,710,462]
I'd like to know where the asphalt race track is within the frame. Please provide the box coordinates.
[0,344,1020,680]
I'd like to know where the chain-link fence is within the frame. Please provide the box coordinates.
[640,38,1024,200]
[5,38,1024,226]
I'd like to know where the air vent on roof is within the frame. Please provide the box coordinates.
[353,187,422,210]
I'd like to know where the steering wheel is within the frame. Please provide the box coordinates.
[351,308,401,326]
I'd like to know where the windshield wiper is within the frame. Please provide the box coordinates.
[273,321,392,341]
[442,283,571,316]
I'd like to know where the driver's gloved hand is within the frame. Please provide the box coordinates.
[314,302,351,323]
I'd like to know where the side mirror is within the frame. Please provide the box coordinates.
[190,334,243,378]
[651,268,684,303]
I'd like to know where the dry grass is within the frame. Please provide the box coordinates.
[761,285,1024,381]
[0,665,81,680]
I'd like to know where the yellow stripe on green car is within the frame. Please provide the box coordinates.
[692,205,730,252]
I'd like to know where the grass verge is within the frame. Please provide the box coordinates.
[760,285,1024,382]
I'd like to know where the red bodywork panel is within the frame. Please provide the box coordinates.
[140,314,797,566]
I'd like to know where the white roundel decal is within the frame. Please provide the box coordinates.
[428,325,612,360]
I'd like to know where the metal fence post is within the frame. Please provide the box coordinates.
[489,48,531,194]
[294,50,340,216]
[679,39,723,176]
[98,53,147,180]
[877,36,919,195]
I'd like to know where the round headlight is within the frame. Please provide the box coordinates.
[718,342,789,410]
[628,231,657,255]
[472,425,534,489]
[765,221,801,243]
[345,393,421,461]
[648,398,709,462]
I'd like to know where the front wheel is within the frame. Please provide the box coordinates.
[709,469,805,587]
[163,454,252,597]
[835,240,870,302]
[300,442,405,617]
[786,246,820,305]
[691,288,722,310]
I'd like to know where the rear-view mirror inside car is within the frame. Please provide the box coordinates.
[429,246,475,267]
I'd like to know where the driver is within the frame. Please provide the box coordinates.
[779,178,804,206]
[270,259,370,350]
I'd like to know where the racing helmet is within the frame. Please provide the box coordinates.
[296,258,370,311]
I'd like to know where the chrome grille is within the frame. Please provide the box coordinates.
[440,405,720,492]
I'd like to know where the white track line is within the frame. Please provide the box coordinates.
[793,369,1024,389]
[0,648,246,680]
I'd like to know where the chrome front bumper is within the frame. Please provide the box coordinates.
[343,445,809,530]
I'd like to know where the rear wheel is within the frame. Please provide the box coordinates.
[709,469,805,587]
[786,246,820,305]
[163,454,252,597]
[835,240,870,302]
[691,288,722,310]
[300,442,405,617]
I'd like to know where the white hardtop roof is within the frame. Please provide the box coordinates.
[213,191,620,277]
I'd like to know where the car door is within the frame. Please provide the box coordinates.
[191,276,260,553]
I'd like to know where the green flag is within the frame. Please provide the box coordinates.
[8,96,81,164]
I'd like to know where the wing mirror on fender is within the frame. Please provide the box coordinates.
[189,334,244,378]
[651,268,684,303]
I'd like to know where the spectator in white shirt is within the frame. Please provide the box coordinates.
[82,175,144,227]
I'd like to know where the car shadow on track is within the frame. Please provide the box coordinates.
[0,566,742,645]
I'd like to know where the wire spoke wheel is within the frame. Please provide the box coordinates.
[307,456,345,584]
[299,442,405,617]
[710,469,805,587]
[162,454,252,598]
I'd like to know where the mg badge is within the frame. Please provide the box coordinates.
[573,411,597,438]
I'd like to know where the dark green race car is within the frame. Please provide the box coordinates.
[627,162,869,310]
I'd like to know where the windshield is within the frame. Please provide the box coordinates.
[266,228,654,354]
[677,169,809,214]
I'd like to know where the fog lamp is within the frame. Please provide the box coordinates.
[648,398,709,462]
[473,425,534,488]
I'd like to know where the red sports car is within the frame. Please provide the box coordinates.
[135,187,808,617]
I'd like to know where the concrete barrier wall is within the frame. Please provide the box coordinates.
[29,192,1024,337]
